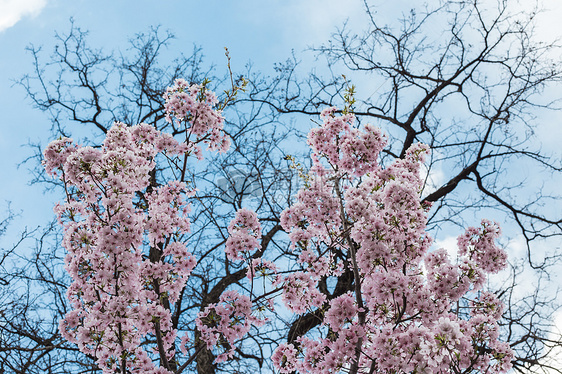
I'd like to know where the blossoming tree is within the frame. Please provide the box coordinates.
[44,79,513,373]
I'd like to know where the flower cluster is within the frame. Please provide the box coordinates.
[458,219,507,273]
[163,78,230,156]
[307,107,386,177]
[196,290,265,363]
[47,123,197,373]
[45,82,232,373]
[47,77,514,373]
[272,110,513,374]
[224,208,262,261]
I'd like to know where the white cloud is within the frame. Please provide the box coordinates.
[0,0,47,32]
[432,235,459,260]
[419,148,446,200]
[421,164,445,199]
[544,311,562,373]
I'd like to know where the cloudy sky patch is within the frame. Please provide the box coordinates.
[0,0,47,32]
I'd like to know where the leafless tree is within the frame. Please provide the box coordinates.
[3,0,561,373]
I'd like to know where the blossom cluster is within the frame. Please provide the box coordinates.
[196,290,265,363]
[272,108,513,373]
[163,78,230,157]
[44,82,234,373]
[307,107,386,177]
[46,81,514,374]
[46,123,197,373]
[224,208,262,261]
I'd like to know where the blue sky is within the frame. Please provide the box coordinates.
[2,0,561,235]
[2,0,464,238]
[0,0,370,235]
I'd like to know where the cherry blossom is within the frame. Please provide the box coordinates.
[46,80,513,373]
